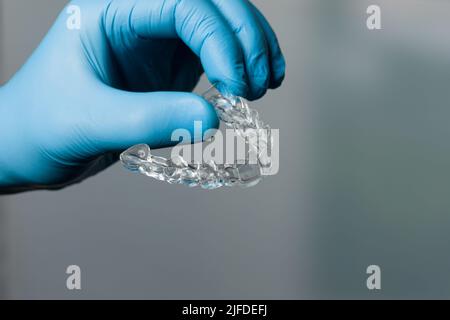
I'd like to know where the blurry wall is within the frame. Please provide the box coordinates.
[308,0,450,298]
[1,0,450,299]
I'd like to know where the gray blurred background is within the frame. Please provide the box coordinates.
[1,0,450,299]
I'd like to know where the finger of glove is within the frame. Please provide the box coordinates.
[105,0,249,96]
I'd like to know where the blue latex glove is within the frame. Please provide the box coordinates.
[0,0,285,192]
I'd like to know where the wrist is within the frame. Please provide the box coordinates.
[0,83,26,192]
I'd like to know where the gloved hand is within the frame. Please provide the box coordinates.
[0,0,285,192]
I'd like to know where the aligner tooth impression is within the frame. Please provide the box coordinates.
[120,87,274,190]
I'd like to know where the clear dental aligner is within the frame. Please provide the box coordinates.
[120,87,273,189]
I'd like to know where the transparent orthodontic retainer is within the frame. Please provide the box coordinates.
[120,87,274,190]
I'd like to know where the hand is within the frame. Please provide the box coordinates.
[0,0,285,192]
